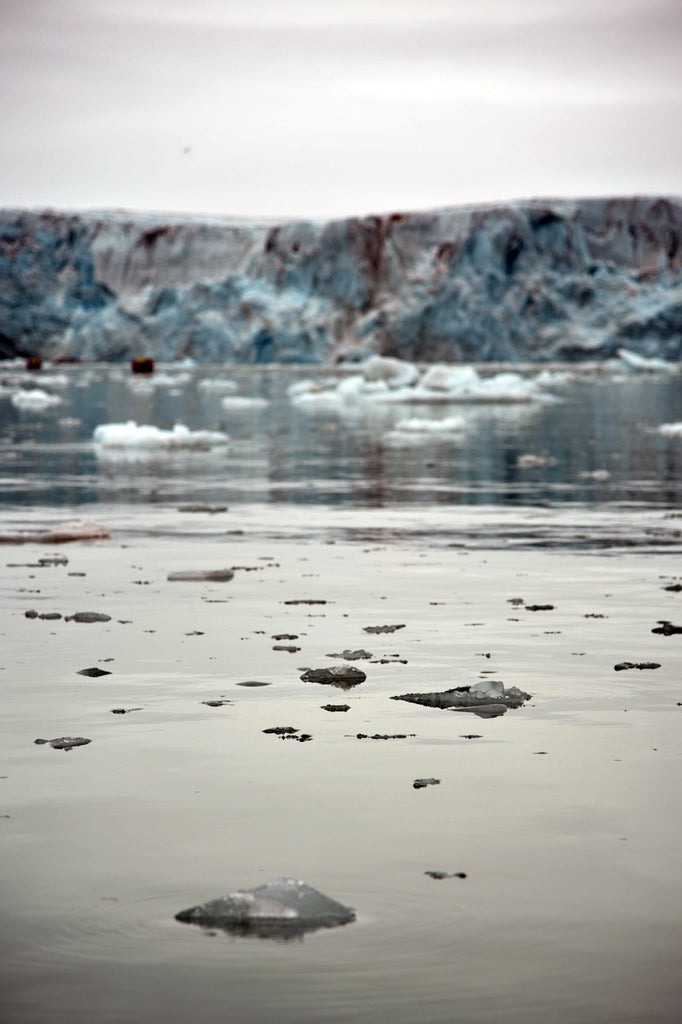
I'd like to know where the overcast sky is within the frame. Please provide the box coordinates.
[1,0,681,220]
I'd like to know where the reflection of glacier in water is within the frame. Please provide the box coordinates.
[0,354,681,511]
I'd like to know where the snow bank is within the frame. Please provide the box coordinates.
[93,421,229,452]
[657,422,682,436]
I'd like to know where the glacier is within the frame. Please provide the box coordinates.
[1,197,681,364]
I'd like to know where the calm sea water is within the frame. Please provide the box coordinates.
[1,361,681,519]
[1,361,681,1024]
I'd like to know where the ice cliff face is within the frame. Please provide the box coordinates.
[1,197,681,363]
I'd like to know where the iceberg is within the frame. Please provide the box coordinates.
[617,348,678,374]
[10,388,62,411]
[92,421,229,452]
[657,422,682,436]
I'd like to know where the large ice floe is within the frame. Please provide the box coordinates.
[93,421,229,455]
[289,356,554,419]
[176,877,355,938]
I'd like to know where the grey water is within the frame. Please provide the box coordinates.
[1,362,681,516]
[1,361,681,1024]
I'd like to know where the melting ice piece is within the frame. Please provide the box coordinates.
[93,421,228,452]
[220,395,268,410]
[10,388,62,411]
[657,422,682,436]
[392,682,531,717]
[617,348,678,374]
[360,355,420,389]
[300,665,366,689]
[167,569,234,582]
[175,877,355,938]
[0,519,110,544]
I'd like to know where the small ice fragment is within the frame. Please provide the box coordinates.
[11,389,62,411]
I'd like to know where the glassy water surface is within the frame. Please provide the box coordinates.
[1,361,681,1024]
[1,361,681,516]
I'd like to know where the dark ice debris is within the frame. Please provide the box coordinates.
[614,662,661,671]
[273,634,299,640]
[78,666,112,677]
[281,733,312,742]
[111,708,142,714]
[413,778,440,789]
[356,733,415,740]
[175,876,355,938]
[652,621,682,635]
[263,726,299,735]
[525,604,555,611]
[177,505,228,514]
[65,612,111,623]
[461,734,482,739]
[202,700,231,707]
[284,599,328,605]
[321,704,350,712]
[237,680,271,687]
[167,569,234,582]
[35,736,91,751]
[327,649,373,660]
[273,645,301,652]
[300,665,366,689]
[663,583,682,592]
[371,657,408,664]
[37,555,68,566]
[425,871,467,880]
[363,624,405,634]
[393,680,531,717]
[24,611,63,620]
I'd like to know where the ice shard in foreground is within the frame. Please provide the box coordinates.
[175,877,355,938]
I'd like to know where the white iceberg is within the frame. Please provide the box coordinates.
[617,348,678,374]
[10,388,62,411]
[93,421,229,452]
[657,422,682,436]
[390,415,466,435]
[220,395,269,410]
[198,378,238,393]
[361,355,420,389]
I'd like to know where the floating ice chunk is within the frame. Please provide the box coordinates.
[420,365,481,393]
[381,366,546,404]
[392,682,531,716]
[93,421,229,451]
[617,348,678,374]
[176,876,355,937]
[0,519,110,544]
[220,395,269,410]
[289,384,346,413]
[391,415,466,435]
[361,355,419,389]
[11,388,62,410]
[198,378,238,393]
[469,679,505,700]
[657,422,682,436]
